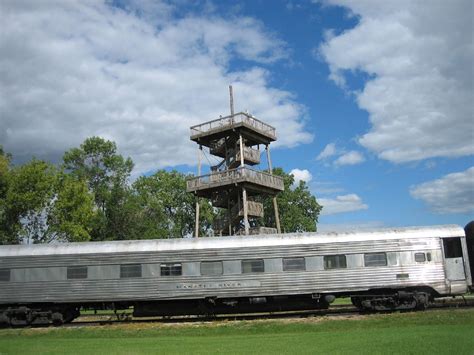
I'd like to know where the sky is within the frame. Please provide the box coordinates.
[1,0,473,231]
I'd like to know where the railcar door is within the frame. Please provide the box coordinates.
[465,221,474,287]
[442,237,466,281]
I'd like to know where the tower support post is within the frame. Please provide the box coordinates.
[229,85,235,118]
[195,145,202,238]
[239,134,244,167]
[195,199,200,238]
[242,186,249,236]
[266,145,281,234]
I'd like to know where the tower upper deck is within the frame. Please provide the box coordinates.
[190,112,276,147]
[186,166,284,197]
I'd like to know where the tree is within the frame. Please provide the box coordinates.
[0,146,18,244]
[103,183,139,240]
[5,159,57,243]
[62,137,134,241]
[132,170,214,239]
[48,173,96,242]
[0,146,11,198]
[261,168,322,233]
[0,145,97,245]
[1,137,321,244]
[1,158,96,244]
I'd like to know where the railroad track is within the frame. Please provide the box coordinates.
[67,305,357,327]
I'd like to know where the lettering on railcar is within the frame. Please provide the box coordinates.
[163,280,261,290]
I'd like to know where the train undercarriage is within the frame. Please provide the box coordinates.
[133,293,335,317]
[0,288,437,327]
[349,290,431,311]
[0,305,80,327]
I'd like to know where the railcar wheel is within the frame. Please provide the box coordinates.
[51,312,64,326]
[350,297,363,309]
[0,312,10,327]
[414,293,429,310]
[63,307,80,323]
[8,307,33,326]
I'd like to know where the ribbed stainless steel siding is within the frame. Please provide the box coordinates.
[0,225,464,304]
[0,263,447,303]
[0,264,448,303]
[0,238,441,268]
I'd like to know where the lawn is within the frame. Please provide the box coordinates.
[0,309,473,354]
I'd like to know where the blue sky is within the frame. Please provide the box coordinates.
[1,0,473,230]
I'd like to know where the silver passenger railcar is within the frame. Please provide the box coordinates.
[0,224,472,325]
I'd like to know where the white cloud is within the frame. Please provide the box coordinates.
[319,194,368,215]
[290,168,312,185]
[0,1,312,173]
[317,143,337,160]
[334,150,365,166]
[410,167,474,214]
[310,180,344,195]
[316,143,364,167]
[319,0,473,163]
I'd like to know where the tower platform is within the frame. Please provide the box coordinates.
[190,112,276,147]
[187,166,284,197]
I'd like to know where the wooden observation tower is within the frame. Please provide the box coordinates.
[187,86,284,237]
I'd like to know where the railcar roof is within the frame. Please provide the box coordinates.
[0,225,464,257]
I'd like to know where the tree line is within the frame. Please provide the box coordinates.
[0,137,322,245]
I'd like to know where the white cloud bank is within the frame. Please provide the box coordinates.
[410,167,474,214]
[0,1,312,173]
[290,168,313,185]
[319,194,368,215]
[320,0,473,163]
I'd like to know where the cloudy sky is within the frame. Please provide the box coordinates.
[1,0,473,230]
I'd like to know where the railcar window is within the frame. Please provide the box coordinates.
[364,253,387,267]
[161,263,182,276]
[324,255,346,269]
[0,269,10,282]
[414,253,426,262]
[443,238,463,258]
[120,264,142,278]
[283,257,306,271]
[201,261,223,276]
[67,266,88,279]
[427,252,432,261]
[242,259,264,273]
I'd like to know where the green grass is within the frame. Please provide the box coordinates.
[331,297,352,305]
[0,309,473,354]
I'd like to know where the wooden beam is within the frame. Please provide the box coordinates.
[266,145,281,234]
[195,145,202,238]
[242,186,249,236]
[229,85,234,117]
[239,133,244,167]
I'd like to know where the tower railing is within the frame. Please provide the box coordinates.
[186,166,284,192]
[190,112,276,140]
[231,200,264,218]
[236,146,261,165]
